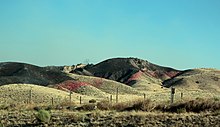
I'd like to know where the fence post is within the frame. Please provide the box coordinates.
[170,87,175,104]
[144,93,146,100]
[29,89,32,104]
[116,88,119,103]
[181,92,183,100]
[51,97,54,106]
[110,95,112,103]
[80,96,82,104]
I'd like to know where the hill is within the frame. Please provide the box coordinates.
[0,61,141,99]
[70,57,180,85]
[163,68,220,92]
[66,73,141,95]
[0,58,220,99]
[0,62,72,86]
[0,84,94,105]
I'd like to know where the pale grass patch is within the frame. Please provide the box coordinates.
[0,84,98,106]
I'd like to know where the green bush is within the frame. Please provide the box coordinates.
[35,110,51,123]
[213,97,220,101]
[0,122,4,127]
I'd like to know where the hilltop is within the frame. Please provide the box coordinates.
[71,58,180,84]
[0,62,72,86]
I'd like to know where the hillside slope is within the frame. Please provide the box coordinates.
[1,58,220,97]
[66,73,141,95]
[163,68,220,92]
[71,58,180,86]
[0,84,93,105]
[0,62,72,86]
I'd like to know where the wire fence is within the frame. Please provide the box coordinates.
[1,87,220,108]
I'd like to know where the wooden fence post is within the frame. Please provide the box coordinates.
[51,97,54,106]
[170,87,175,104]
[116,88,119,103]
[29,89,32,104]
[181,92,183,100]
[80,96,82,104]
[144,93,146,100]
[110,95,112,103]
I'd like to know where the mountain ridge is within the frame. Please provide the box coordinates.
[0,57,219,93]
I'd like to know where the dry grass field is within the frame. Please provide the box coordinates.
[0,83,220,126]
[1,98,220,126]
[0,84,100,106]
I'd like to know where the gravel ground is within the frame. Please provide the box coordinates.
[1,110,220,127]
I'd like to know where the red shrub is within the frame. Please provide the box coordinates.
[56,80,89,91]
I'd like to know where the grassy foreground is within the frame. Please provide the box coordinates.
[1,98,220,127]
[0,109,220,126]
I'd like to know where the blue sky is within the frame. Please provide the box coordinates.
[0,0,220,69]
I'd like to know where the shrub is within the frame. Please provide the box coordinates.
[161,98,220,113]
[0,122,3,127]
[132,99,154,111]
[35,110,51,123]
[213,97,220,101]
[33,106,41,111]
[103,99,156,112]
[66,106,77,111]
[58,99,75,108]
[0,104,8,110]
[77,104,97,111]
[89,99,96,103]
[112,102,130,111]
[97,101,112,110]
[69,113,85,122]
[119,99,155,111]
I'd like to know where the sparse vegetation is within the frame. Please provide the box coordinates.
[97,100,112,110]
[156,98,220,113]
[78,103,97,111]
[67,112,86,122]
